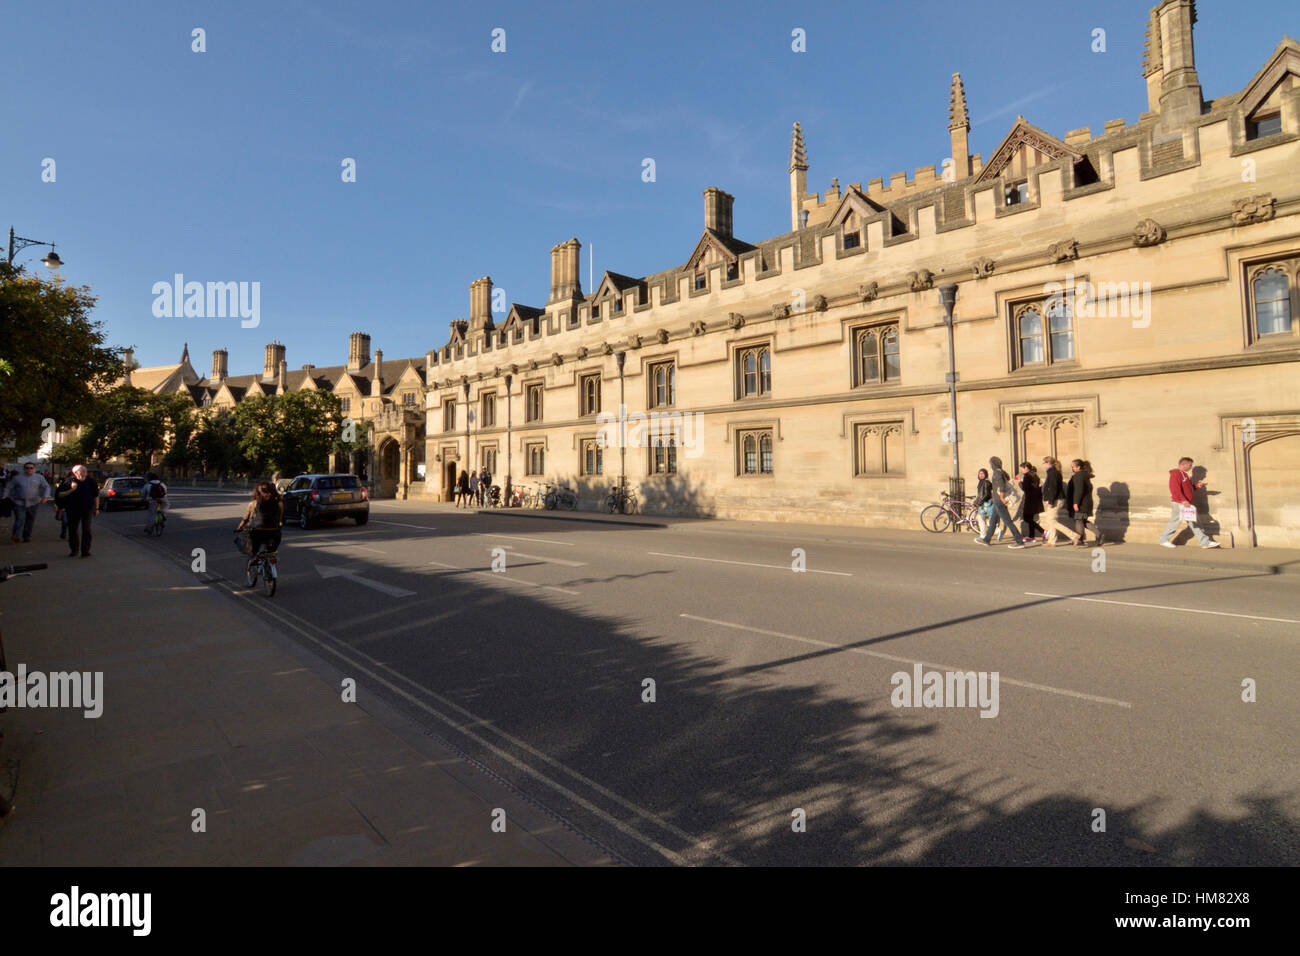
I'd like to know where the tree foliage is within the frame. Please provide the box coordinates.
[232,390,346,476]
[0,262,122,452]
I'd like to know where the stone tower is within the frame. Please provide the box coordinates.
[789,122,808,231]
[1145,0,1203,127]
[211,348,228,383]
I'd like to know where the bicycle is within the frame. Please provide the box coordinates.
[235,530,278,597]
[1,562,47,816]
[146,500,167,536]
[920,491,981,534]
[543,483,578,511]
[604,480,638,515]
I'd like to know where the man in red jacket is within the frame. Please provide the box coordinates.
[1158,457,1220,549]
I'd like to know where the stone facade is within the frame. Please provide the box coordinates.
[423,5,1299,547]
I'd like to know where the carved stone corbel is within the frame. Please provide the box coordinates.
[771,303,791,320]
[1048,239,1079,262]
[859,281,879,302]
[690,320,707,336]
[1133,218,1166,247]
[656,329,669,344]
[728,311,745,330]
[576,346,588,359]
[1232,194,1275,226]
[810,294,828,311]
[909,269,935,292]
[551,353,563,367]
[972,256,996,278]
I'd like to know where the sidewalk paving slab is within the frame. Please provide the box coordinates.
[0,519,615,867]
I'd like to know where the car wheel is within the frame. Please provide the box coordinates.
[299,509,313,530]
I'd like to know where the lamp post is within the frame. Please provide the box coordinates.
[462,380,471,478]
[7,227,64,267]
[504,373,513,506]
[616,350,627,504]
[937,283,962,507]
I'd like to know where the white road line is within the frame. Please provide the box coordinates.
[293,541,387,554]
[648,551,853,576]
[1024,592,1300,625]
[218,589,723,866]
[472,532,576,547]
[680,614,1133,709]
[368,519,439,531]
[494,546,587,568]
[429,560,580,596]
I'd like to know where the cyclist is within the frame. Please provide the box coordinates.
[143,472,168,533]
[235,481,284,556]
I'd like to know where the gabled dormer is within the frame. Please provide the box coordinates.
[826,185,889,250]
[501,304,543,342]
[590,271,645,319]
[973,115,1081,206]
[1237,36,1300,141]
[683,187,758,290]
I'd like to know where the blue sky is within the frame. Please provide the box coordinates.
[4,0,1294,377]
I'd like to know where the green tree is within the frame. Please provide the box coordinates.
[232,390,345,477]
[193,407,246,477]
[0,262,122,452]
[78,386,170,471]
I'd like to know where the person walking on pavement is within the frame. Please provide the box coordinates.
[468,469,479,508]
[1158,456,1221,549]
[994,464,1024,543]
[1067,459,1096,547]
[972,468,993,538]
[1039,456,1080,547]
[973,457,1030,549]
[5,462,51,543]
[1018,462,1045,543]
[57,464,99,557]
[480,466,492,506]
[456,469,470,508]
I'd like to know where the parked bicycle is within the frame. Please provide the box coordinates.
[920,491,981,534]
[543,483,578,511]
[605,479,638,515]
[1,562,47,816]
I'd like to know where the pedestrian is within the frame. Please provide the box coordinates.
[972,468,992,537]
[1018,462,1045,542]
[468,469,479,507]
[1039,456,1080,547]
[994,465,1024,543]
[235,481,284,554]
[1158,456,1221,549]
[1067,459,1096,547]
[5,462,52,543]
[56,464,99,558]
[973,456,1030,549]
[53,472,72,540]
[456,469,470,507]
[480,466,492,506]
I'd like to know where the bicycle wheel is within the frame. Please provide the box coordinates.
[263,562,277,597]
[920,505,951,533]
[544,492,557,510]
[625,495,638,515]
[561,493,577,511]
[245,559,258,588]
[154,513,165,537]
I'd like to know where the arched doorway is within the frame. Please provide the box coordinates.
[377,438,400,498]
[1249,432,1300,548]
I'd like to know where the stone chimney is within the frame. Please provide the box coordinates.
[211,348,228,383]
[263,342,285,380]
[1151,0,1202,126]
[469,277,493,332]
[789,122,809,231]
[277,359,288,394]
[948,73,972,179]
[348,332,371,372]
[704,188,734,238]
[371,348,384,397]
[548,238,582,303]
[122,348,135,386]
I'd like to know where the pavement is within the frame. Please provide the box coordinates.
[0,506,614,866]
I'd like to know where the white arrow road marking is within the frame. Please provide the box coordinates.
[493,546,587,568]
[1024,592,1300,625]
[315,565,416,597]
[680,614,1133,708]
[648,551,853,576]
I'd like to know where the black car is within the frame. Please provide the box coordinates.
[282,474,370,529]
[99,476,149,511]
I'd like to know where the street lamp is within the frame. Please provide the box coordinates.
[7,227,64,268]
[937,283,961,508]
[504,373,513,506]
[616,350,626,507]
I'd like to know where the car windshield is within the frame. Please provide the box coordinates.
[315,476,360,490]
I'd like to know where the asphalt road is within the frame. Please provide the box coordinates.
[104,489,1300,866]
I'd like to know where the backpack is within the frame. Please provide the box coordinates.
[149,481,167,500]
